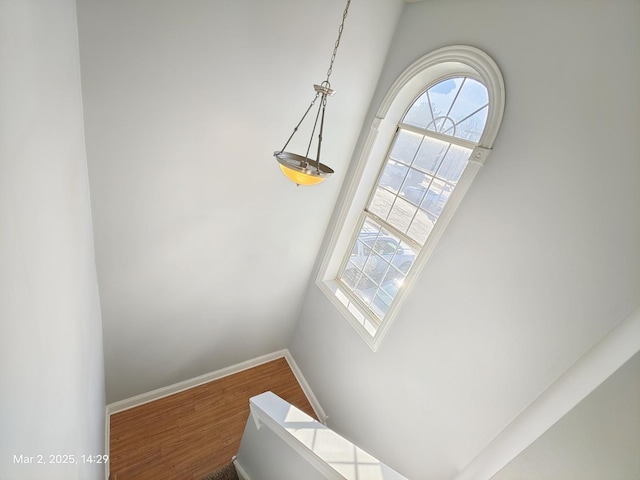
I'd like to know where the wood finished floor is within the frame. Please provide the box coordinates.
[109,357,316,480]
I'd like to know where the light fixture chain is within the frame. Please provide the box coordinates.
[273,1,351,185]
[325,0,351,85]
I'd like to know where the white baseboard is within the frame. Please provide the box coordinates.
[104,348,326,474]
[284,350,327,423]
[105,349,287,479]
[233,457,251,480]
[106,350,289,415]
[104,406,110,480]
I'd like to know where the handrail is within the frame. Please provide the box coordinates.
[246,392,408,480]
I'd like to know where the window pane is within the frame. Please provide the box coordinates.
[389,130,422,165]
[427,78,463,122]
[420,178,451,219]
[371,254,411,318]
[339,217,418,320]
[371,287,394,318]
[403,91,433,130]
[378,160,409,194]
[354,274,376,305]
[388,197,417,233]
[406,209,435,245]
[362,217,381,234]
[446,78,488,128]
[436,144,471,184]
[342,261,361,289]
[373,231,398,256]
[349,240,371,269]
[413,136,450,175]
[412,77,489,142]
[392,240,416,274]
[383,264,406,284]
[451,106,488,142]
[429,116,457,136]
[363,253,390,285]
[369,186,395,220]
[399,168,429,205]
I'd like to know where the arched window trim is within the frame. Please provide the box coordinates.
[316,45,505,351]
[378,45,505,149]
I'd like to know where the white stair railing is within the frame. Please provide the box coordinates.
[234,391,408,480]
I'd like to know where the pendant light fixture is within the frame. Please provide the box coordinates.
[274,0,352,186]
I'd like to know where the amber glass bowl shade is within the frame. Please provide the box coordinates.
[274,151,334,186]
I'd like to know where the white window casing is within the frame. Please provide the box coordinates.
[316,45,506,351]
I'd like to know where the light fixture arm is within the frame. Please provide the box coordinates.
[316,94,327,171]
[305,94,324,163]
[278,92,321,158]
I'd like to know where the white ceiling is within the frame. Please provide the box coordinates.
[76,0,403,402]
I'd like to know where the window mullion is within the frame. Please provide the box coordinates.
[398,122,477,150]
[361,211,422,251]
[441,103,488,137]
[444,77,465,120]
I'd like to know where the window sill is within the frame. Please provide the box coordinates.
[316,278,388,352]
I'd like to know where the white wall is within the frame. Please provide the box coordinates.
[0,1,106,479]
[290,1,640,479]
[491,351,640,480]
[75,0,402,403]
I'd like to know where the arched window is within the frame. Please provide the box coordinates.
[317,46,505,350]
